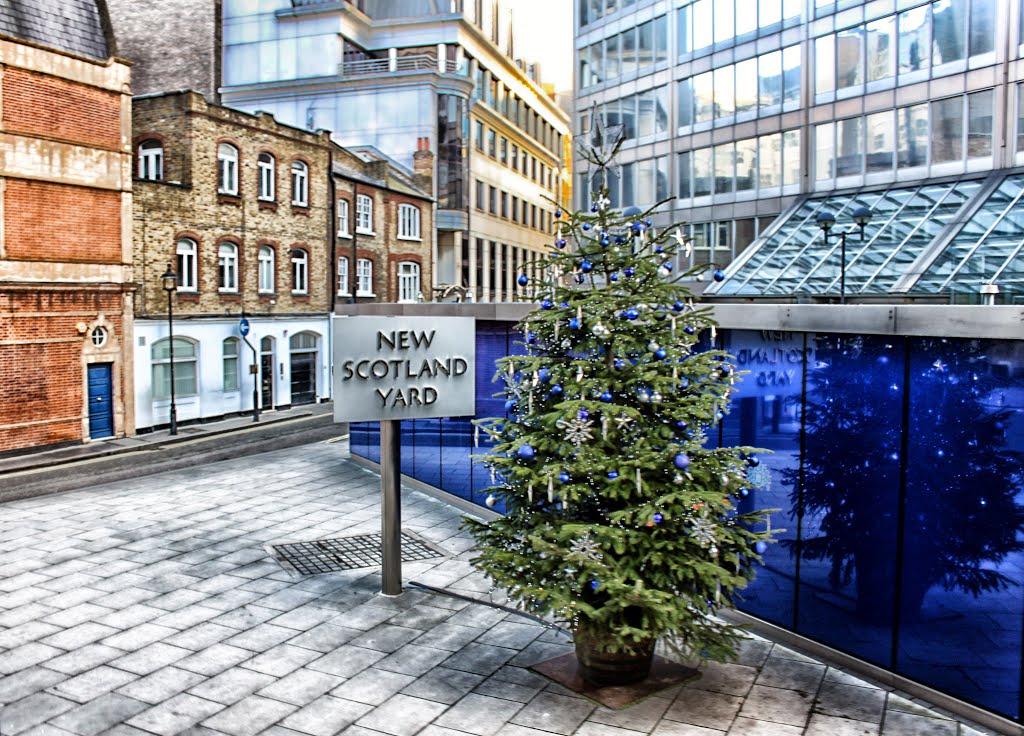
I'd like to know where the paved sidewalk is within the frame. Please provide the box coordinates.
[0,439,1000,736]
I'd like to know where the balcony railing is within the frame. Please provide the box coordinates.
[338,55,463,78]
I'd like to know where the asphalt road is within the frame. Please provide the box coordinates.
[0,413,347,504]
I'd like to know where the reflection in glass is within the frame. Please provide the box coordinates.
[790,335,903,665]
[932,96,963,163]
[759,133,782,188]
[693,0,713,50]
[678,78,694,128]
[693,146,713,196]
[759,0,781,29]
[638,21,654,68]
[713,0,734,44]
[866,110,895,172]
[715,143,734,194]
[783,129,801,185]
[636,158,655,204]
[898,6,930,75]
[694,72,715,123]
[897,338,1024,718]
[656,155,669,200]
[1018,83,1024,153]
[637,91,654,138]
[678,151,691,198]
[654,86,669,133]
[866,16,894,82]
[782,45,801,105]
[714,65,735,118]
[815,35,835,94]
[735,58,758,116]
[677,5,692,55]
[932,0,966,65]
[815,122,834,180]
[736,137,757,191]
[654,15,668,64]
[968,0,995,56]
[836,26,865,89]
[898,103,929,168]
[967,89,993,159]
[604,33,620,79]
[735,0,757,37]
[758,51,782,110]
[837,117,864,176]
[620,162,634,206]
[621,26,637,77]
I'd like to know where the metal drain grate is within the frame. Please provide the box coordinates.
[268,533,445,576]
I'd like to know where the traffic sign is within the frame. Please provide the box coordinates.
[239,317,250,336]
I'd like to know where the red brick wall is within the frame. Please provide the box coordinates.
[2,67,122,150]
[0,289,126,452]
[5,180,123,263]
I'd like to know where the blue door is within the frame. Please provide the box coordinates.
[87,363,114,439]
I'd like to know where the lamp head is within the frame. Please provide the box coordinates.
[852,205,873,228]
[161,263,178,293]
[815,210,836,232]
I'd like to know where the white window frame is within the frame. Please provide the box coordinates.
[356,194,374,234]
[397,203,422,240]
[337,199,351,237]
[138,139,163,181]
[338,256,350,296]
[258,245,275,293]
[257,152,275,201]
[398,261,421,303]
[151,337,198,400]
[218,143,239,195]
[291,160,309,206]
[291,248,308,294]
[218,242,238,292]
[176,238,197,292]
[222,337,240,392]
[357,257,374,296]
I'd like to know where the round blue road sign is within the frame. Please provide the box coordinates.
[239,317,250,336]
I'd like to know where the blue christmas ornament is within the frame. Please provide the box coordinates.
[607,471,619,480]
[590,580,600,590]
[684,325,696,335]
[715,411,724,421]
[526,332,537,344]
[578,409,590,419]
[738,487,750,498]
[747,455,760,467]
[719,364,731,376]
[625,308,639,320]
[575,274,586,284]
[601,237,610,247]
[630,222,643,233]
[614,235,626,245]
[624,267,635,277]
[558,472,570,483]
[550,384,563,396]
[555,239,566,249]
[655,245,665,253]
[517,273,529,286]
[600,391,613,403]
[662,261,673,272]
[655,348,668,360]
[591,204,598,212]
[645,219,653,227]
[580,259,593,273]
[713,269,726,282]
[559,302,570,308]
[582,223,591,231]
[504,400,517,412]
[653,513,664,524]
[673,301,684,312]
[755,541,769,555]
[679,377,689,388]
[609,273,619,282]
[541,299,553,310]
[538,368,551,383]
[613,359,627,370]
[674,452,691,470]
[517,444,535,461]
[569,317,581,330]
[555,210,562,218]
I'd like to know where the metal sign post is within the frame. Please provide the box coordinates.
[333,316,476,597]
[239,317,259,422]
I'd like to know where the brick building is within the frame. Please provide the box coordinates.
[132,91,333,429]
[332,143,434,305]
[0,2,135,452]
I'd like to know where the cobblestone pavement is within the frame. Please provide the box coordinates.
[0,439,1000,736]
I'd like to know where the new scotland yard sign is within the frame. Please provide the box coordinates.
[333,316,476,423]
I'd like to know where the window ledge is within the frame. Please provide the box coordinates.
[292,204,310,216]
[356,292,376,298]
[258,200,278,212]
[337,232,352,239]
[356,228,376,236]
[397,235,422,242]
[218,193,242,206]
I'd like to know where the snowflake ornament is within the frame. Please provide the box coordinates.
[558,415,595,447]
[614,413,634,430]
[568,532,603,562]
[690,517,718,549]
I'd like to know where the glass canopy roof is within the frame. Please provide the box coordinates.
[705,172,1024,301]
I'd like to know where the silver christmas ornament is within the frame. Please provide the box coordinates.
[485,494,498,507]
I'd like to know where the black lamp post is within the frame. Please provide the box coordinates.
[161,263,178,435]
[815,205,873,304]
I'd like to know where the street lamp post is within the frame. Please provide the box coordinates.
[815,206,873,304]
[161,264,178,436]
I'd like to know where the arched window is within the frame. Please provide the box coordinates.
[290,332,319,351]
[258,246,275,293]
[289,332,319,405]
[176,238,197,291]
[222,337,240,392]
[151,337,198,400]
[218,143,239,195]
[291,160,309,206]
[291,248,308,294]
[398,204,421,240]
[218,242,238,292]
[138,139,163,181]
[398,261,421,303]
[258,152,275,201]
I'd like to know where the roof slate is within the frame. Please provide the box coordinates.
[0,0,109,60]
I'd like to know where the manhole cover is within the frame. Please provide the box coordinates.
[267,532,446,576]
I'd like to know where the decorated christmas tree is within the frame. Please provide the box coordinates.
[464,125,775,686]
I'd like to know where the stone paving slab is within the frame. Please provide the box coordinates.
[0,440,1005,736]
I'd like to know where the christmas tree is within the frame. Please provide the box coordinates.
[464,125,774,686]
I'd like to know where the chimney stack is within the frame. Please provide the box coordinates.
[412,137,434,193]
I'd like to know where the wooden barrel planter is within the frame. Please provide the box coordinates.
[574,620,656,687]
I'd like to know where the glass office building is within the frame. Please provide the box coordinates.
[221,0,571,301]
[574,0,1024,302]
